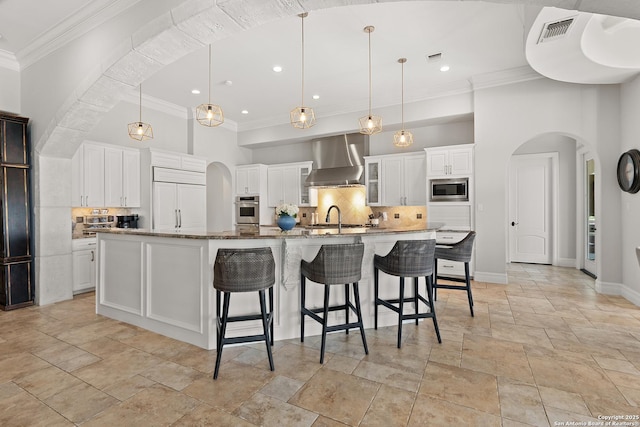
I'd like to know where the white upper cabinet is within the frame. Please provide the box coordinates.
[104,147,141,208]
[150,150,206,173]
[267,161,313,207]
[236,164,266,195]
[426,145,474,177]
[365,152,426,206]
[72,142,105,207]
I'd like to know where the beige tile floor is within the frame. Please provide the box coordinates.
[1,264,640,426]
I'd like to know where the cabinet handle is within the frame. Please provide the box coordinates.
[124,196,127,206]
[90,250,94,262]
[178,209,182,228]
[175,209,179,228]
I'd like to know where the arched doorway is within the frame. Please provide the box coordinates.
[206,162,232,232]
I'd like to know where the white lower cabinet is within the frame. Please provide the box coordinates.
[153,182,206,231]
[72,238,96,293]
[436,232,473,278]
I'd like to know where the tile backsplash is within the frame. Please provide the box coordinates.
[297,186,426,228]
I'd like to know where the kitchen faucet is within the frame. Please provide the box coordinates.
[326,205,342,233]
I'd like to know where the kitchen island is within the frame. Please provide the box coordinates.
[96,224,443,349]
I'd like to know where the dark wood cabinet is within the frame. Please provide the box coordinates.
[0,113,33,310]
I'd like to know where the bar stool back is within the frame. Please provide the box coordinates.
[434,231,476,316]
[300,243,367,363]
[374,239,441,348]
[213,247,275,379]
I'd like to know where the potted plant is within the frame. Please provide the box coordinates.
[276,203,299,231]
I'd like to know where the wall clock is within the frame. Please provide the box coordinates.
[617,149,640,193]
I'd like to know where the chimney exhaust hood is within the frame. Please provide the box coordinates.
[305,133,369,187]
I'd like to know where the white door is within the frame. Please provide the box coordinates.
[153,182,178,230]
[404,154,426,205]
[584,156,596,276]
[178,184,207,230]
[123,150,141,207]
[509,154,553,264]
[83,144,105,207]
[382,157,403,205]
[104,147,123,207]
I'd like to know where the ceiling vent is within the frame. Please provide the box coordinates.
[426,52,442,62]
[537,17,575,44]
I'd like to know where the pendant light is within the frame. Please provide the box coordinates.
[290,12,316,129]
[196,44,224,127]
[393,58,413,148]
[127,84,153,141]
[358,26,382,135]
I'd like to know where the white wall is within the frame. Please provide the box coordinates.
[514,134,577,263]
[0,67,20,113]
[474,78,622,288]
[620,75,640,302]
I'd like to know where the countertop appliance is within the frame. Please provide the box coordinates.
[235,195,260,225]
[116,214,139,229]
[429,177,469,202]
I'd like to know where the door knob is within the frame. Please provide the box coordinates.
[511,221,518,226]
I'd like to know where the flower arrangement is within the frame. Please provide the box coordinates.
[276,203,299,218]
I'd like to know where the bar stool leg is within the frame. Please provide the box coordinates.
[214,292,231,380]
[344,283,350,335]
[425,275,442,344]
[259,289,274,371]
[413,277,419,325]
[300,275,306,342]
[374,267,379,330]
[465,262,474,317]
[433,259,439,301]
[320,285,331,364]
[353,282,369,355]
[397,277,405,348]
[269,287,275,345]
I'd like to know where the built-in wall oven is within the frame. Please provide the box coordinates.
[429,177,469,202]
[235,195,260,225]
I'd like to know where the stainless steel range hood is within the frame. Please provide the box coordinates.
[305,133,368,187]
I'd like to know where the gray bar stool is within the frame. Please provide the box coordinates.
[434,231,477,316]
[374,239,441,348]
[213,247,275,379]
[300,243,367,364]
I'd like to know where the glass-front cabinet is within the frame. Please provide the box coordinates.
[365,158,381,206]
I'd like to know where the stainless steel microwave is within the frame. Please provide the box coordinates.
[430,178,469,202]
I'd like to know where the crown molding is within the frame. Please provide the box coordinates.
[18,0,143,71]
[0,49,19,71]
[470,65,543,90]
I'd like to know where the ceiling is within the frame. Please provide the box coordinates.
[0,1,637,131]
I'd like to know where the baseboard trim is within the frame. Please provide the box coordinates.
[596,280,622,295]
[474,271,508,284]
[621,285,640,307]
[556,258,576,268]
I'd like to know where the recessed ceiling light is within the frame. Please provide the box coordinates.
[273,65,283,72]
[191,89,201,94]
[312,94,320,100]
[241,110,249,114]
[440,65,450,72]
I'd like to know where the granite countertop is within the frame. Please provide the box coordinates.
[95,222,445,240]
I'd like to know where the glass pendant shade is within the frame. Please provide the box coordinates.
[290,106,316,129]
[359,25,382,135]
[291,13,315,129]
[393,57,413,148]
[128,84,153,141]
[197,44,224,127]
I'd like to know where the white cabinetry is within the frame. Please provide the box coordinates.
[150,150,207,172]
[267,161,313,207]
[72,238,96,293]
[365,152,426,206]
[426,145,473,177]
[72,143,105,207]
[236,164,266,195]
[104,147,141,207]
[436,231,474,278]
[153,182,206,231]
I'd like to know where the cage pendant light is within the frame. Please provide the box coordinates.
[393,58,413,148]
[196,44,224,127]
[290,12,316,129]
[127,84,153,141]
[359,26,382,135]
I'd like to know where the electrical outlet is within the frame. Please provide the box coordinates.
[417,213,422,219]
[302,213,307,218]
[394,213,400,219]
